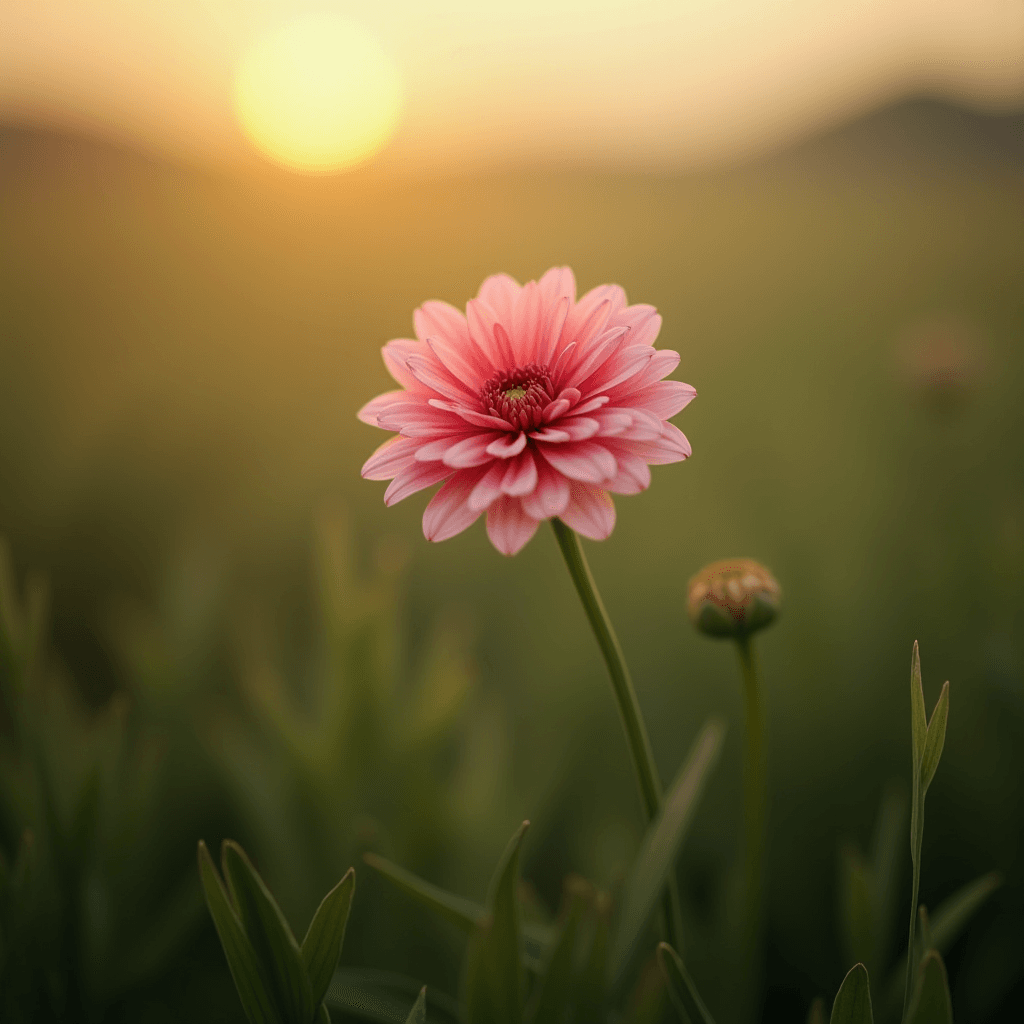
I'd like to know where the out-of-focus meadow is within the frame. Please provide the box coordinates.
[1,93,1023,1020]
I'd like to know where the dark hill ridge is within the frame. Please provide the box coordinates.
[2,96,1023,184]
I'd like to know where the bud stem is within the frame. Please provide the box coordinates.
[736,634,767,1006]
[551,518,683,952]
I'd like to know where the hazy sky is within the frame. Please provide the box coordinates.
[3,1,1023,172]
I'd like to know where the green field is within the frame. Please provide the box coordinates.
[1,99,1022,1022]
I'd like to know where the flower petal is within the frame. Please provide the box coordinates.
[477,272,521,324]
[560,417,601,440]
[486,431,528,458]
[415,432,498,462]
[603,451,652,494]
[539,441,617,483]
[628,422,693,465]
[560,483,616,540]
[501,450,538,496]
[361,435,420,480]
[384,461,452,505]
[414,300,470,346]
[423,471,485,541]
[382,339,426,390]
[468,462,507,511]
[486,497,540,556]
[406,353,475,401]
[521,463,570,519]
[611,305,661,346]
[442,434,499,468]
[427,398,514,432]
[357,390,412,427]
[621,380,697,418]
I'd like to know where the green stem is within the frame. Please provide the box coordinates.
[551,519,682,950]
[736,635,766,980]
[902,793,924,1021]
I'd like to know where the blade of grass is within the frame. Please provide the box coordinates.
[301,868,356,1009]
[197,841,282,1024]
[611,719,725,984]
[657,942,717,1024]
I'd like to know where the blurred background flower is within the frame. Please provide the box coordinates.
[1,2,1022,1022]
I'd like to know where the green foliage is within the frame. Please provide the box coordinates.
[327,969,460,1024]
[658,942,717,1024]
[830,964,874,1024]
[405,987,428,1024]
[301,869,357,1008]
[838,786,906,990]
[611,719,725,985]
[462,822,529,1024]
[200,838,354,1024]
[906,952,953,1024]
[198,840,282,1024]
[903,644,951,1021]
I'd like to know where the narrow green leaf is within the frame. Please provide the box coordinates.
[527,878,588,1024]
[829,963,873,1024]
[916,906,931,967]
[363,852,482,933]
[365,850,551,969]
[462,821,529,1024]
[574,891,612,1023]
[197,841,282,1024]
[907,951,952,1024]
[919,683,949,796]
[909,642,927,767]
[882,871,1001,1019]
[405,987,427,1024]
[807,997,826,1024]
[657,942,717,1024]
[327,968,460,1024]
[222,840,315,1024]
[611,719,725,981]
[316,1003,330,1024]
[301,868,355,1010]
[929,871,1001,951]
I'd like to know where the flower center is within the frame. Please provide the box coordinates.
[481,364,553,430]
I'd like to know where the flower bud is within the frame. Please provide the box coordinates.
[687,558,781,639]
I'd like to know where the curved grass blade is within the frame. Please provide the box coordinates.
[919,683,949,797]
[363,852,482,933]
[327,968,460,1024]
[830,964,873,1024]
[881,871,1000,1020]
[405,986,427,1024]
[301,868,355,1010]
[365,848,551,970]
[573,890,612,1022]
[222,840,314,1024]
[657,942,717,1024]
[197,840,282,1024]
[907,952,952,1024]
[903,646,949,1023]
[611,719,725,983]
[526,879,588,1024]
[462,821,530,1024]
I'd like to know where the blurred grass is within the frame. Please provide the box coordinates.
[1,98,1023,1020]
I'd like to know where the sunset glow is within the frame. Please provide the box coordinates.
[233,15,402,174]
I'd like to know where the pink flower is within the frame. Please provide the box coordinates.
[358,268,695,556]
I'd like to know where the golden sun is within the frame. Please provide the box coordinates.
[234,15,402,174]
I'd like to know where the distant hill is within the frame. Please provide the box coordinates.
[3,96,1022,184]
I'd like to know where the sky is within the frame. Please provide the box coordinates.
[3,1,1024,173]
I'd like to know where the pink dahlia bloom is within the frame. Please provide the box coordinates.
[358,268,695,555]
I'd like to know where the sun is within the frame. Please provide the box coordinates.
[234,15,402,174]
